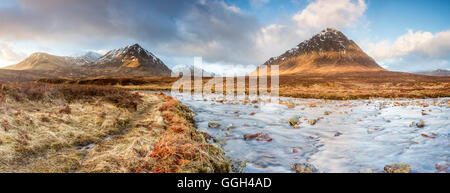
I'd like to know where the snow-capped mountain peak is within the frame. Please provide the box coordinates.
[263,27,358,66]
[95,43,163,66]
[88,43,172,76]
[255,27,384,75]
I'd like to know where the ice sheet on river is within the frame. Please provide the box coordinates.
[169,94,449,173]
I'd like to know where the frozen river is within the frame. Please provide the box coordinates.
[170,94,449,173]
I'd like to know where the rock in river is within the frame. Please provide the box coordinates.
[244,133,273,142]
[384,163,411,173]
[291,163,318,173]
[416,121,425,128]
[230,158,247,173]
[208,122,221,128]
[309,119,317,125]
[289,117,299,126]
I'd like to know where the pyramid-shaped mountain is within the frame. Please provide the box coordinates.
[88,44,171,76]
[253,28,385,75]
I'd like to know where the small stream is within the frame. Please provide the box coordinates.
[168,93,449,173]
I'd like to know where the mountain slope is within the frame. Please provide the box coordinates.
[252,28,385,75]
[88,44,171,76]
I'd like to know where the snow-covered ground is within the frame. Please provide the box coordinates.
[170,94,449,173]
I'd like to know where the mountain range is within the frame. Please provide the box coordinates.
[2,44,172,78]
[1,28,448,82]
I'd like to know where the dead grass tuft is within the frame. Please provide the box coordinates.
[146,95,231,173]
[0,82,142,110]
[148,135,199,173]
[59,106,71,114]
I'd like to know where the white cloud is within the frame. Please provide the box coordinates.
[367,30,450,61]
[292,0,366,30]
[253,0,368,62]
[0,42,26,67]
[255,24,307,61]
[419,31,450,58]
[221,2,242,13]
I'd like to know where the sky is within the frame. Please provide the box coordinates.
[0,0,449,75]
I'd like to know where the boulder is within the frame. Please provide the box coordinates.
[230,158,247,173]
[289,117,299,126]
[384,163,411,173]
[208,122,221,128]
[291,163,318,173]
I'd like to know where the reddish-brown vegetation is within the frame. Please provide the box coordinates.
[148,136,200,173]
[0,82,142,110]
[144,94,230,173]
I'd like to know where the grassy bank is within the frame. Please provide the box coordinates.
[0,82,230,173]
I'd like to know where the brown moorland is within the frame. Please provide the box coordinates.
[0,82,230,173]
[38,71,450,100]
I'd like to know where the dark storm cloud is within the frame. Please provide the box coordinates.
[166,1,262,64]
[0,0,191,42]
[0,0,263,65]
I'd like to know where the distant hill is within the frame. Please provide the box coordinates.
[3,52,74,71]
[68,52,102,66]
[251,28,385,75]
[415,69,450,77]
[171,64,215,77]
[3,52,101,71]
